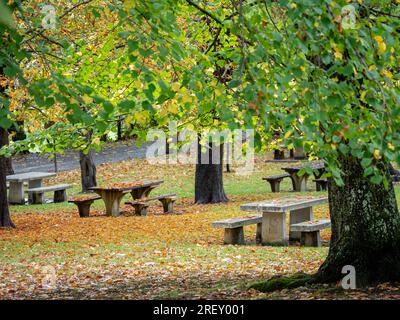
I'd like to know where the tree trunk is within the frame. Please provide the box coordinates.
[315,155,400,287]
[2,129,13,175]
[195,139,228,204]
[79,150,97,193]
[0,127,15,228]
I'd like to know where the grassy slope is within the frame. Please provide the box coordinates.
[1,154,399,299]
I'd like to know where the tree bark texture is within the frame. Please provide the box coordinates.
[315,155,400,287]
[195,140,228,204]
[79,150,97,193]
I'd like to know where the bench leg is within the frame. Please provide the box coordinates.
[131,186,156,200]
[291,174,309,192]
[262,211,287,245]
[133,204,149,216]
[77,201,94,218]
[32,192,44,205]
[289,207,313,241]
[300,231,321,247]
[160,198,175,213]
[224,227,244,245]
[54,190,67,203]
[269,180,282,193]
[256,223,262,244]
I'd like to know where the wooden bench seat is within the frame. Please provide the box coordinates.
[262,173,292,192]
[212,216,262,245]
[125,193,177,216]
[314,178,328,191]
[68,195,102,217]
[27,184,72,204]
[290,219,331,247]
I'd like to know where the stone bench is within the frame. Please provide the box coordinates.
[290,219,331,247]
[125,193,177,216]
[27,184,72,204]
[262,173,293,192]
[212,216,262,245]
[314,178,328,191]
[68,195,102,217]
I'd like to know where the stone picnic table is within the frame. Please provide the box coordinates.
[6,171,57,204]
[89,180,163,217]
[240,195,328,245]
[281,161,325,192]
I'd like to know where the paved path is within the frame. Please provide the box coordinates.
[12,140,150,174]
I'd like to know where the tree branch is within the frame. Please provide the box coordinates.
[185,0,223,25]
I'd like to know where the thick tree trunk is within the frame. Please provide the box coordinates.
[315,155,400,287]
[195,140,228,204]
[0,127,15,228]
[4,154,13,175]
[79,150,97,193]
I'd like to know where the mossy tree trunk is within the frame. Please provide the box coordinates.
[315,155,400,287]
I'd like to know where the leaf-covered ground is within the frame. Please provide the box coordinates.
[1,155,400,299]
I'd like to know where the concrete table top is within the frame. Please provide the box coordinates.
[6,172,56,182]
[240,195,328,213]
[89,180,163,192]
[281,161,325,172]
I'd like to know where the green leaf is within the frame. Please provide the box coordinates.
[0,2,15,29]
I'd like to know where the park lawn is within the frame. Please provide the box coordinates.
[1,155,400,299]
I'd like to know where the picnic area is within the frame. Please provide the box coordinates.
[1,152,399,300]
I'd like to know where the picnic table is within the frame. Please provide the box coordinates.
[6,172,57,204]
[89,180,163,217]
[281,161,325,192]
[240,195,328,245]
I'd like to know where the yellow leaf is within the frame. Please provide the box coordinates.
[374,35,386,55]
[284,130,293,139]
[134,80,143,89]
[373,149,381,160]
[92,137,100,146]
[171,82,180,92]
[382,69,393,79]
[180,92,193,104]
[333,46,343,60]
[166,102,179,114]
[82,95,93,104]
[134,111,149,125]
[124,0,136,9]
[124,115,134,126]
[388,143,395,151]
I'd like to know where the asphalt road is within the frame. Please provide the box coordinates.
[12,139,150,174]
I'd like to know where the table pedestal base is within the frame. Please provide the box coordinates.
[261,211,287,245]
[98,190,125,217]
